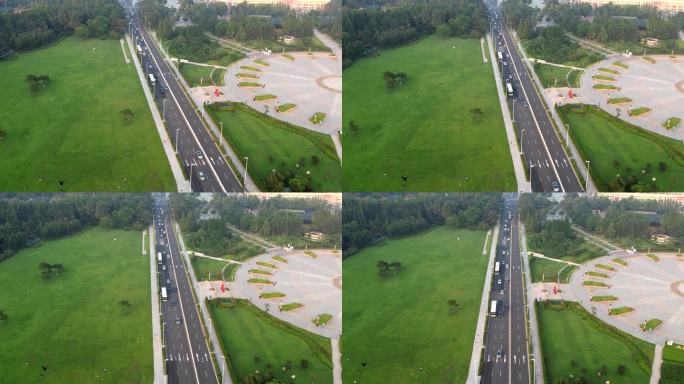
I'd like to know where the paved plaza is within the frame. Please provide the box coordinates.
[576,54,684,140]
[568,251,684,344]
[222,52,342,136]
[229,248,342,339]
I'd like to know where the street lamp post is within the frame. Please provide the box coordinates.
[243,157,249,192]
[585,160,590,189]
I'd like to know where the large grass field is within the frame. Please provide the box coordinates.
[558,104,684,191]
[0,227,152,383]
[208,103,341,191]
[534,64,582,88]
[209,298,332,383]
[190,255,231,281]
[537,301,653,384]
[179,63,225,87]
[343,227,489,383]
[343,36,516,191]
[0,37,175,191]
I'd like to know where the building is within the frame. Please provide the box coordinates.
[305,231,325,240]
[651,234,672,243]
[600,193,684,206]
[572,0,684,13]
[217,0,330,11]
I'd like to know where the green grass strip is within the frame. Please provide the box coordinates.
[595,263,616,271]
[613,258,628,266]
[276,103,296,112]
[630,107,651,116]
[259,292,286,299]
[256,261,278,269]
[641,319,662,331]
[646,253,659,261]
[583,280,609,287]
[240,65,262,72]
[664,117,681,129]
[610,306,634,316]
[310,112,326,124]
[282,53,295,61]
[236,72,259,79]
[613,61,628,69]
[642,56,656,64]
[237,81,263,88]
[598,67,620,74]
[608,97,632,104]
[313,313,333,326]
[272,255,288,263]
[593,75,616,81]
[253,94,276,101]
[304,250,317,258]
[594,84,617,90]
[248,268,273,276]
[586,271,609,278]
[254,59,269,67]
[248,278,274,285]
[591,295,618,302]
[280,302,304,312]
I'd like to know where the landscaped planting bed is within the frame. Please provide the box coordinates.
[664,117,681,129]
[280,302,304,312]
[583,280,609,287]
[248,278,275,285]
[641,319,662,331]
[253,94,276,101]
[249,268,273,275]
[612,258,628,266]
[595,263,616,271]
[256,261,278,269]
[586,271,609,278]
[594,84,617,90]
[608,97,632,104]
[591,295,618,302]
[598,67,620,74]
[314,313,333,326]
[259,292,286,299]
[276,103,296,112]
[610,306,634,316]
[630,107,651,116]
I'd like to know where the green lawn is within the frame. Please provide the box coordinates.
[190,255,231,281]
[535,64,581,88]
[0,37,175,191]
[179,63,225,87]
[529,257,577,283]
[0,227,152,383]
[208,102,341,191]
[343,35,515,191]
[343,227,489,383]
[538,301,653,384]
[558,104,684,191]
[209,299,332,383]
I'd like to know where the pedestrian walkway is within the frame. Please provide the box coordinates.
[486,33,529,192]
[148,225,164,384]
[650,344,663,384]
[466,225,499,384]
[527,57,582,71]
[331,338,342,384]
[125,33,189,192]
[480,38,488,64]
[187,250,243,264]
[120,38,130,63]
[571,225,620,251]
[528,251,581,266]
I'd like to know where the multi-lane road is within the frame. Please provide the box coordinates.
[154,197,219,384]
[125,3,242,193]
[482,193,530,384]
[487,1,583,193]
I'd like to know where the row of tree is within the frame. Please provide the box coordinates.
[343,193,501,256]
[342,0,489,67]
[0,0,127,52]
[0,193,154,262]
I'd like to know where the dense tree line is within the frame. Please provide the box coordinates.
[0,193,153,262]
[313,0,341,41]
[343,193,501,256]
[0,0,127,53]
[342,0,489,67]
[170,194,341,248]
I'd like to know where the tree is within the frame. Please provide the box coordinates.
[0,127,6,140]
[617,364,626,375]
[0,309,7,322]
[120,109,134,125]
[25,74,50,93]
[119,299,133,314]
[348,120,360,135]
[470,107,484,123]
[447,299,460,314]
[265,171,284,192]
[300,359,309,369]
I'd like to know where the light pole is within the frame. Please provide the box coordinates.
[585,160,590,190]
[243,156,249,192]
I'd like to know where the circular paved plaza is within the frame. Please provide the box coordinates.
[579,55,684,140]
[223,52,342,135]
[570,252,684,344]
[234,249,342,339]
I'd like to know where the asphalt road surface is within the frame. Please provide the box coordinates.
[482,193,530,384]
[155,197,219,384]
[125,4,242,193]
[487,1,583,192]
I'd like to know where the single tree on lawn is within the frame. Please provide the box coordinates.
[348,120,360,135]
[300,359,309,369]
[0,127,6,140]
[0,309,8,322]
[120,109,135,125]
[447,299,460,314]
[470,108,484,123]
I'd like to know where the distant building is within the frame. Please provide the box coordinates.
[215,0,330,11]
[641,37,659,46]
[305,231,324,240]
[279,35,297,44]
[651,233,671,243]
[571,0,684,13]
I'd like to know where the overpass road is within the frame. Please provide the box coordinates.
[482,193,531,384]
[125,3,242,193]
[154,197,219,384]
[486,1,583,192]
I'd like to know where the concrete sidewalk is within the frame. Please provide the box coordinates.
[466,225,499,384]
[148,225,165,384]
[331,338,342,384]
[520,224,544,384]
[126,33,189,192]
[486,33,530,192]
[650,344,663,384]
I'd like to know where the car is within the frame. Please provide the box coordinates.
[496,350,502,361]
[198,171,207,181]
[176,316,181,325]
[552,181,561,192]
[162,265,166,271]
[503,61,508,66]
[497,279,502,285]
[196,150,203,159]
[166,278,170,284]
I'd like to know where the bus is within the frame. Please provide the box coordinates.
[489,300,498,316]
[161,287,168,302]
[148,73,156,85]
[157,252,162,264]
[494,261,500,274]
[506,82,514,97]
[497,51,503,61]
